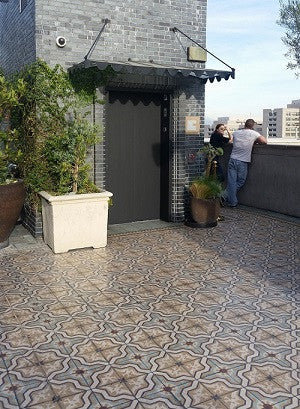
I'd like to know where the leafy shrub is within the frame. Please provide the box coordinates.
[0,75,25,184]
[6,59,110,207]
[189,175,224,199]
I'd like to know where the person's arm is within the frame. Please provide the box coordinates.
[255,135,267,144]
[224,126,233,143]
[223,126,233,143]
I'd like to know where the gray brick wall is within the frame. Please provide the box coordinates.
[94,88,106,189]
[171,78,205,221]
[34,0,207,71]
[21,204,43,237]
[0,0,36,75]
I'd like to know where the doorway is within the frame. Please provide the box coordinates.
[105,91,170,224]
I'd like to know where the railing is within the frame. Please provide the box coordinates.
[219,144,300,218]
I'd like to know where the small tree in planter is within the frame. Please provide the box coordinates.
[11,60,113,253]
[12,60,99,206]
[43,113,100,195]
[38,120,112,253]
[187,144,224,227]
[0,73,26,248]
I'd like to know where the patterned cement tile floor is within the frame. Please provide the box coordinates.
[0,208,299,409]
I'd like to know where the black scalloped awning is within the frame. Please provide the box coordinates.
[69,59,235,84]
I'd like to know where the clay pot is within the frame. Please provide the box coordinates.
[190,196,220,227]
[0,180,26,248]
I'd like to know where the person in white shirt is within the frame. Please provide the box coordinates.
[225,119,267,207]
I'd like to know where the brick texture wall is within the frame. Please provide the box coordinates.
[34,0,207,71]
[0,0,36,75]
[21,204,43,237]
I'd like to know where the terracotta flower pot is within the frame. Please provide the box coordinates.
[190,196,220,227]
[0,180,26,248]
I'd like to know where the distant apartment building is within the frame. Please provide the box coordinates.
[254,122,263,135]
[263,100,300,140]
[204,117,262,140]
[287,99,300,108]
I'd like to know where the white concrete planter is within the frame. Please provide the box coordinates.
[39,191,113,254]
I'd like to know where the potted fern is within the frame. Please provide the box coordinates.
[188,144,223,227]
[0,74,26,249]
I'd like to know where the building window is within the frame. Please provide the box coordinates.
[20,0,28,13]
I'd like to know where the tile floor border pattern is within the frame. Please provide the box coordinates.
[0,208,299,408]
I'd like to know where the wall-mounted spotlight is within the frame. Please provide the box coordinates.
[56,36,66,48]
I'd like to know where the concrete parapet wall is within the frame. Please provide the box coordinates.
[220,145,300,218]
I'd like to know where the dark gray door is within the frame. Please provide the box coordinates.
[106,91,167,224]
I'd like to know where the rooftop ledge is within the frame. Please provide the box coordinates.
[219,144,299,218]
[205,138,300,148]
[265,138,300,147]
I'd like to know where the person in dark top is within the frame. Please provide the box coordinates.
[209,123,232,182]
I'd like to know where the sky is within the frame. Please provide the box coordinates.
[204,0,299,123]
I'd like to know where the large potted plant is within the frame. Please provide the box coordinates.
[187,144,224,228]
[12,60,112,253]
[38,113,112,254]
[0,74,26,249]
